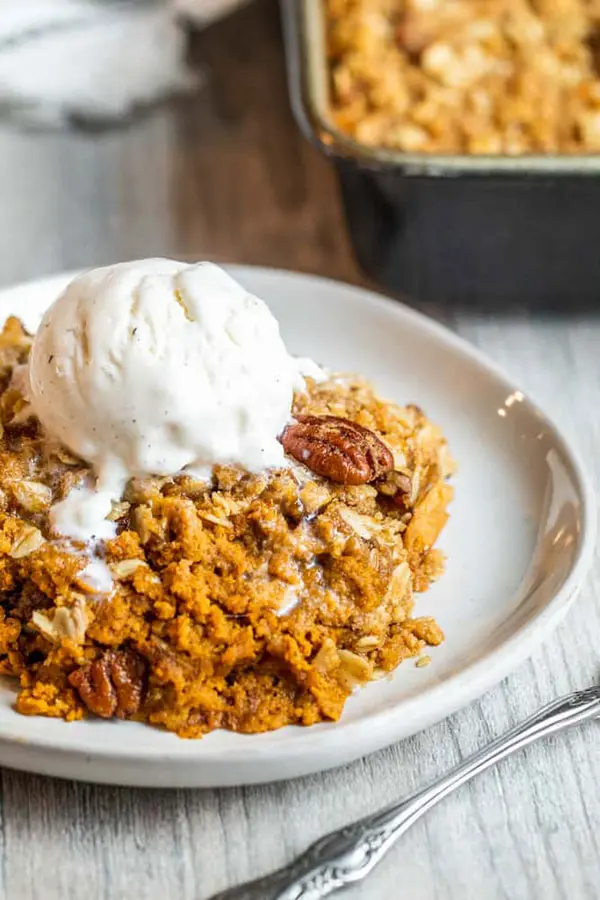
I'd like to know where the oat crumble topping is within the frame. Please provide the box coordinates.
[0,317,453,737]
[327,0,600,154]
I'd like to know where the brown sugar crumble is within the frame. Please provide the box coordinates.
[327,0,600,154]
[0,317,453,738]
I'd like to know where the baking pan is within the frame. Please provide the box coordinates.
[281,0,600,309]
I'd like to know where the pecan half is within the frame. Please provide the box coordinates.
[69,648,146,719]
[280,415,393,485]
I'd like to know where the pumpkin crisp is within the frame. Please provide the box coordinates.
[0,317,453,738]
[327,0,600,154]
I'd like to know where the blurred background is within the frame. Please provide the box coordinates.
[3,0,600,310]
[0,0,360,292]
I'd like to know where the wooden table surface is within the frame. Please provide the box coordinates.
[0,2,599,898]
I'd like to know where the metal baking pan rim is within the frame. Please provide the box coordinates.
[282,0,600,177]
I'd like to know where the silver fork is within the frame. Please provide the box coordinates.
[208,686,600,900]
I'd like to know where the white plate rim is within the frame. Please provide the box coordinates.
[0,265,594,781]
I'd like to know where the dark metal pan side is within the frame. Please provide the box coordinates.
[282,0,600,308]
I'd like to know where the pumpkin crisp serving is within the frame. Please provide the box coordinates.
[0,261,453,738]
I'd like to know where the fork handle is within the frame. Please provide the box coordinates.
[208,687,600,900]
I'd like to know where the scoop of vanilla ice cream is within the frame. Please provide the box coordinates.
[29,259,318,540]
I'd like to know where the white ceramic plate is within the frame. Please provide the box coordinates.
[0,267,594,788]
